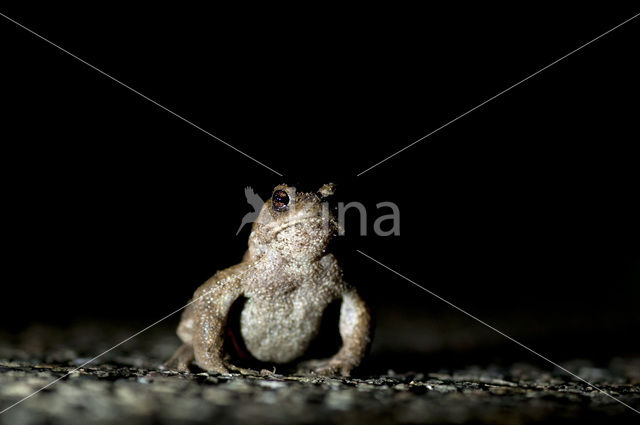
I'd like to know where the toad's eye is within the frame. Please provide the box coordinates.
[272,190,290,212]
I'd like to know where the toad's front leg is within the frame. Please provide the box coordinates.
[188,275,244,374]
[315,288,371,376]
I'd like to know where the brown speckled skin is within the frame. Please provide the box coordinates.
[164,184,371,376]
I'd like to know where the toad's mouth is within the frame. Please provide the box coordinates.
[267,216,327,236]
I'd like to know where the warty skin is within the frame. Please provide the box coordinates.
[165,183,371,376]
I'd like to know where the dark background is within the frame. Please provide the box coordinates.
[2,5,639,367]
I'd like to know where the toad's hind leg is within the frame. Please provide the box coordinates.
[163,343,194,372]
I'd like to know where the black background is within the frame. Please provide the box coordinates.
[2,5,639,365]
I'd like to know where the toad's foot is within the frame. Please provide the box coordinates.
[313,364,348,377]
[312,358,355,377]
[163,343,194,373]
[295,358,353,377]
[224,361,257,376]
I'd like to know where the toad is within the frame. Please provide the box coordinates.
[164,183,371,376]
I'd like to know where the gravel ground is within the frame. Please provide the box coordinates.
[1,323,639,425]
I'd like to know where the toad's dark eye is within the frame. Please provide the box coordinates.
[272,190,290,212]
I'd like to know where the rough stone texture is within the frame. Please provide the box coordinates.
[1,323,639,425]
